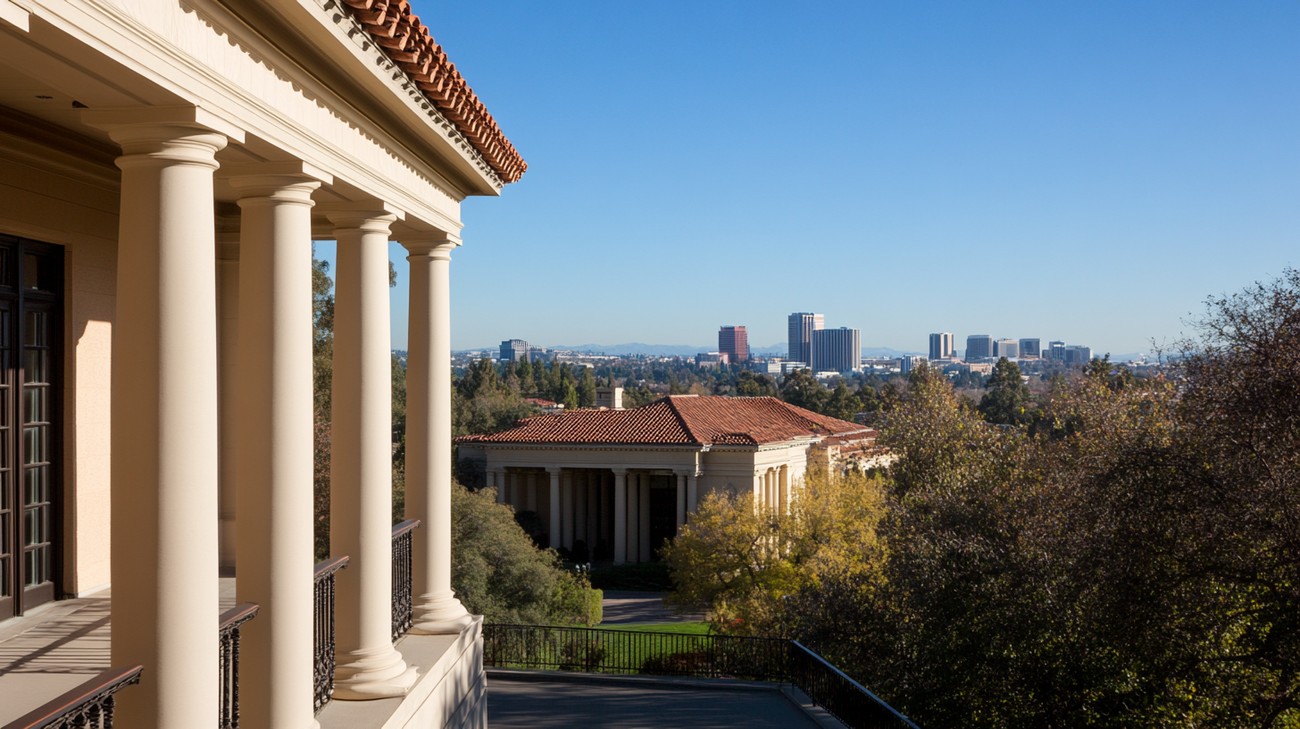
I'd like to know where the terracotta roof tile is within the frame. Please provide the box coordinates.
[456,396,873,447]
[339,0,527,184]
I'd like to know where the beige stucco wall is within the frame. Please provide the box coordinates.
[0,127,119,596]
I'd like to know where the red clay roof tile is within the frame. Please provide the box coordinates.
[339,0,527,184]
[456,396,875,447]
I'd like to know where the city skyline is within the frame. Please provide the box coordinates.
[364,2,1294,355]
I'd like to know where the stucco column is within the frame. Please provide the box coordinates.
[575,472,588,545]
[626,473,640,563]
[216,236,239,574]
[402,236,472,635]
[638,475,651,561]
[687,473,699,515]
[562,471,575,550]
[675,472,687,532]
[230,167,325,728]
[326,206,417,699]
[88,110,233,728]
[754,470,764,507]
[526,472,538,512]
[613,469,628,564]
[491,470,505,504]
[547,468,562,549]
[779,465,790,515]
[599,472,611,544]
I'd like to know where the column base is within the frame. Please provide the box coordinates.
[332,645,419,700]
[410,591,473,635]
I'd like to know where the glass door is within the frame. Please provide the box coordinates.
[0,237,61,620]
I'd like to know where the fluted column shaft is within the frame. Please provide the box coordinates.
[231,170,323,728]
[327,208,416,699]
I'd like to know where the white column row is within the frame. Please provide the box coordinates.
[90,111,467,727]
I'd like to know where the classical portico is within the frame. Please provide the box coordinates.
[459,395,878,565]
[0,0,524,726]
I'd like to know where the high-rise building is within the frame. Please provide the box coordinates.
[718,325,749,363]
[1019,338,1041,358]
[1064,345,1093,365]
[499,338,529,363]
[901,355,928,375]
[966,334,994,360]
[929,332,955,360]
[811,327,861,373]
[788,312,824,365]
[994,338,1019,359]
[1048,341,1067,361]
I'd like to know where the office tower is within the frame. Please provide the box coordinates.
[901,355,928,375]
[718,325,749,363]
[811,327,861,373]
[994,338,1019,359]
[1048,341,1067,361]
[499,338,529,363]
[1064,345,1093,365]
[787,312,824,365]
[1019,338,1041,358]
[966,334,994,360]
[929,332,954,360]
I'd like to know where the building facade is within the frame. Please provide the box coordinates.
[966,334,994,360]
[811,327,861,373]
[457,396,880,564]
[718,325,749,363]
[1019,338,1041,358]
[500,338,530,362]
[788,312,824,364]
[994,338,1020,359]
[0,1,524,726]
[929,331,954,360]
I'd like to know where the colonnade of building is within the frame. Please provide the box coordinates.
[485,467,699,564]
[90,110,468,728]
[755,465,792,513]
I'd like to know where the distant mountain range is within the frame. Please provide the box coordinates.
[466,342,925,358]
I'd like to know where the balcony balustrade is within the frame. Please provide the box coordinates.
[390,519,420,642]
[2,665,144,729]
[312,556,349,712]
[217,603,260,729]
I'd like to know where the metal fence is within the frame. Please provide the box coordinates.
[313,556,349,712]
[218,603,260,729]
[483,624,918,729]
[3,665,143,729]
[391,519,420,642]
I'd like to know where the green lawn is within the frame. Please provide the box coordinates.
[594,621,711,635]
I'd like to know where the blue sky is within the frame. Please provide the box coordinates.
[369,2,1299,356]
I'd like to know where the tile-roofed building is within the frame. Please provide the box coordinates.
[457,396,879,564]
[0,0,519,726]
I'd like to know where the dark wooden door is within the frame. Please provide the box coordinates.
[0,237,62,620]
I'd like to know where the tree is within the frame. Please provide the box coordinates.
[977,356,1032,425]
[779,369,829,413]
[824,380,862,422]
[452,483,601,625]
[735,370,779,398]
[664,468,888,637]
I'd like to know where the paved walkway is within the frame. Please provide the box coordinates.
[487,671,843,729]
[601,591,702,625]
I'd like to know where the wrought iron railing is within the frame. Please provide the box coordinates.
[482,625,918,728]
[3,665,143,729]
[483,624,789,680]
[788,640,918,729]
[391,519,420,642]
[313,555,349,713]
[218,602,260,729]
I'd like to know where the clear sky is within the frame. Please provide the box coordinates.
[375,1,1300,356]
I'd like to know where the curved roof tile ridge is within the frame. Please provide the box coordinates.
[339,0,527,184]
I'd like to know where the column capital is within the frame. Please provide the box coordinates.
[83,105,242,164]
[400,233,461,258]
[611,467,628,477]
[225,161,331,203]
[319,201,404,231]
[546,466,563,476]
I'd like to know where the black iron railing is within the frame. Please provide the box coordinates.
[482,625,918,728]
[218,603,260,729]
[391,519,420,642]
[788,641,918,729]
[313,555,349,713]
[3,665,143,729]
[483,624,789,680]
